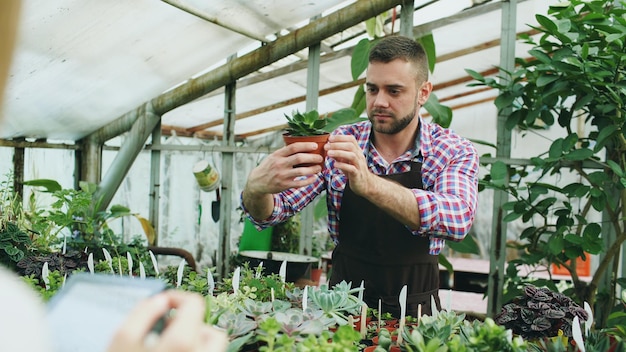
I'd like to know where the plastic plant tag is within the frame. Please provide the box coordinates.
[176,259,186,288]
[127,252,133,277]
[431,295,439,317]
[232,267,241,294]
[102,248,114,273]
[149,250,159,276]
[358,280,364,302]
[207,268,215,295]
[583,301,593,335]
[279,260,287,283]
[139,262,146,279]
[88,253,94,274]
[302,285,308,311]
[42,262,50,290]
[62,235,67,255]
[360,303,367,338]
[398,285,407,345]
[572,316,586,352]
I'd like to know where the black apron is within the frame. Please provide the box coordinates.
[329,161,441,318]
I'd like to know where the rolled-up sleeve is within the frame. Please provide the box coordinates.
[412,138,479,242]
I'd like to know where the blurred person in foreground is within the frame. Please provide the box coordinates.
[241,35,479,318]
[0,1,227,351]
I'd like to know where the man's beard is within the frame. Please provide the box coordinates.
[369,107,416,134]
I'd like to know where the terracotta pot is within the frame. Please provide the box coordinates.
[383,318,398,327]
[310,267,323,284]
[371,335,398,345]
[282,133,329,167]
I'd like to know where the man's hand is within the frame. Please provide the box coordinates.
[246,142,323,195]
[325,134,374,196]
[242,142,323,220]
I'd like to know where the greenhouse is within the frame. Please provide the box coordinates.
[1,0,625,351]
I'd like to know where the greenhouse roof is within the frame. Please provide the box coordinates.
[1,0,556,144]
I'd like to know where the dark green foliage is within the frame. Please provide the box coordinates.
[0,221,32,267]
[468,0,626,327]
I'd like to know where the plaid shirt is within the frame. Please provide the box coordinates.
[243,117,479,255]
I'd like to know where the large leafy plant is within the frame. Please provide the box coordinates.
[467,0,626,326]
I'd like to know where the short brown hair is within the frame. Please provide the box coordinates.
[368,35,429,83]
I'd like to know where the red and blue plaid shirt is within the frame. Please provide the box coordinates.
[243,117,479,255]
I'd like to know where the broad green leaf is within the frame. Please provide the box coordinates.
[350,39,370,81]
[438,254,453,276]
[606,160,624,177]
[594,125,618,152]
[323,108,366,133]
[564,234,583,245]
[423,93,452,128]
[582,223,601,239]
[446,235,480,255]
[465,69,487,83]
[563,148,593,161]
[503,211,523,222]
[350,85,366,116]
[563,133,579,152]
[109,204,131,216]
[549,139,564,159]
[548,235,565,255]
[529,49,552,64]
[23,179,62,192]
[490,161,509,186]
[562,183,590,198]
[536,14,558,34]
[417,33,436,74]
[536,74,559,87]
[572,93,594,112]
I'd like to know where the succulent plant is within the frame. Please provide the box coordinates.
[284,109,328,136]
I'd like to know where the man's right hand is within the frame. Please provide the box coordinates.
[242,142,323,220]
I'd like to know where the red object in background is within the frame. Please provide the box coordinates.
[551,253,591,277]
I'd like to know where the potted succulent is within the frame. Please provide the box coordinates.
[282,109,330,167]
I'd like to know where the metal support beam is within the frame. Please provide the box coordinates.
[12,137,24,199]
[161,0,268,43]
[400,0,414,37]
[486,0,517,318]
[299,17,321,258]
[80,138,102,185]
[217,65,237,279]
[95,103,160,211]
[149,120,162,246]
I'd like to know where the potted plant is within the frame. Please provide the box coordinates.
[282,109,330,167]
[494,284,589,341]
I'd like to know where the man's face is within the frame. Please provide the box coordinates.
[365,59,429,134]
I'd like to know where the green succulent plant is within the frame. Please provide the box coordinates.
[284,110,328,136]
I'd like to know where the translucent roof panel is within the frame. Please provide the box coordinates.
[1,0,560,143]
